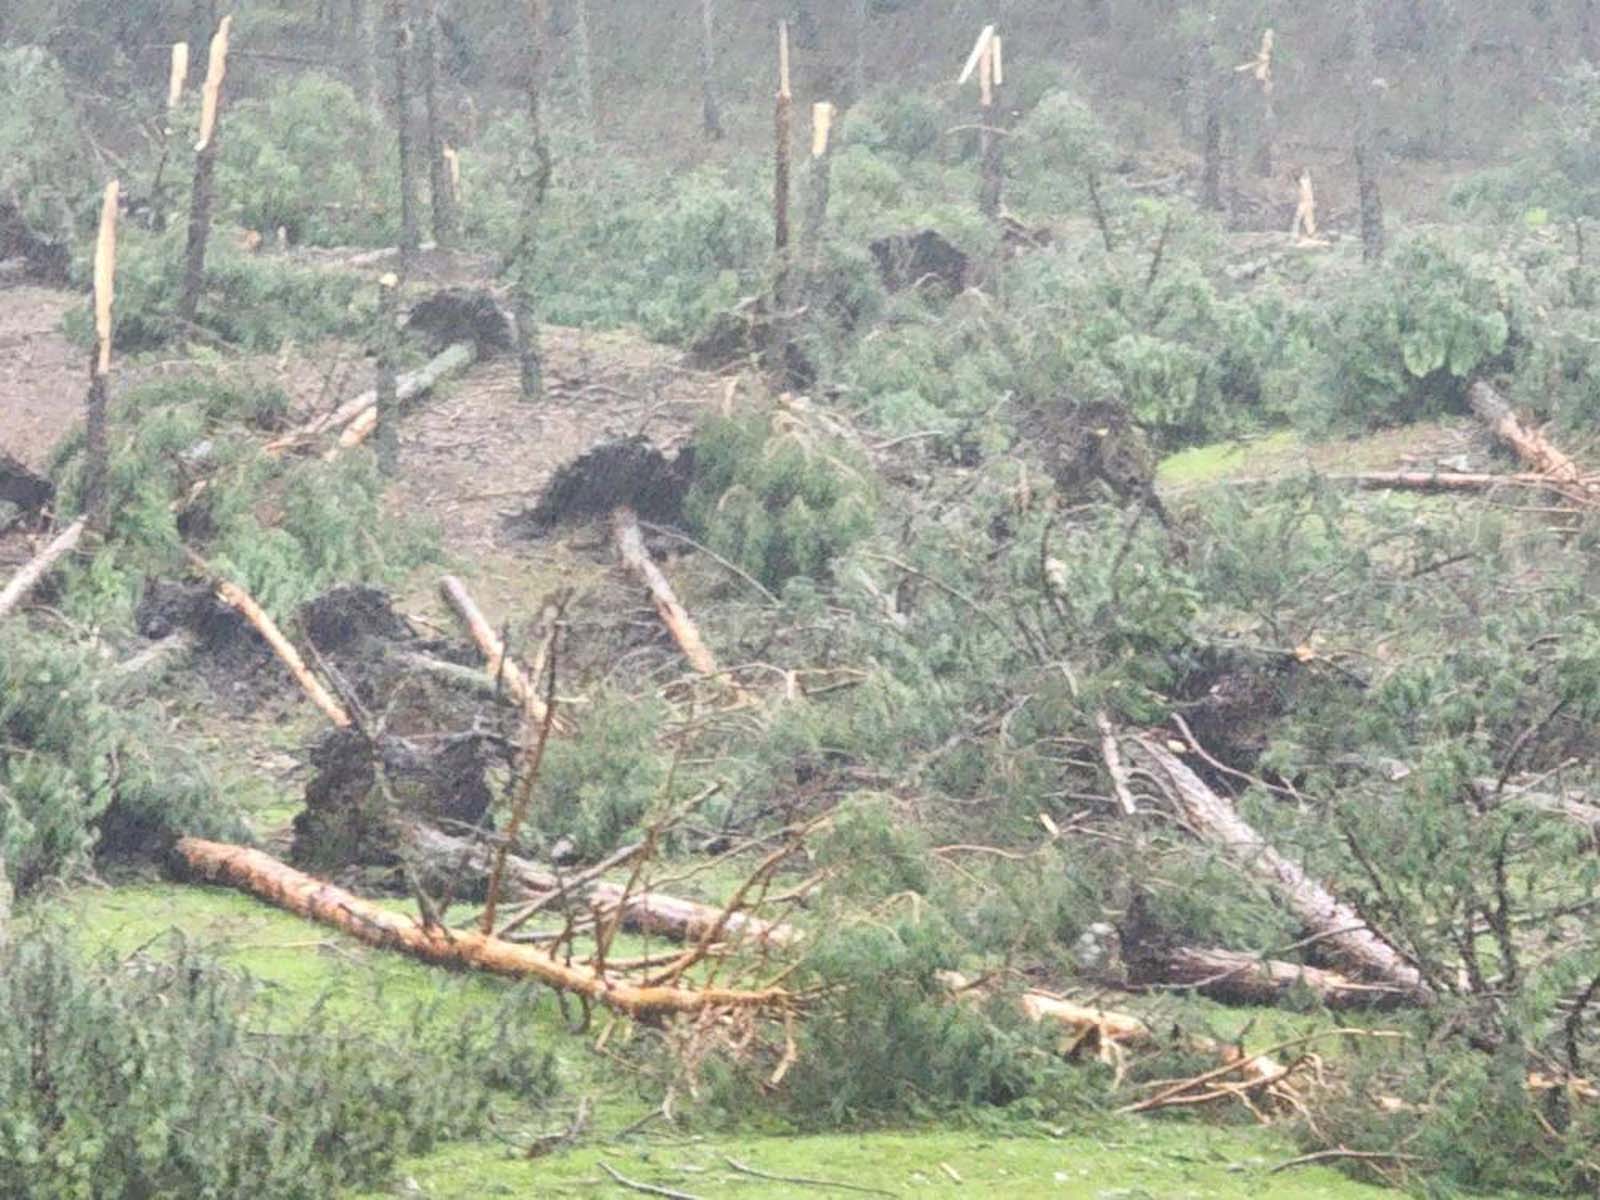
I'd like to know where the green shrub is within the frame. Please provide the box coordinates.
[1302,237,1517,431]
[218,73,389,246]
[684,405,877,592]
[0,933,557,1198]
[0,46,94,241]
[0,631,230,894]
[533,692,673,860]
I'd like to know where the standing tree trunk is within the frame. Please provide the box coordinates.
[85,180,118,529]
[373,273,401,472]
[1200,37,1222,211]
[852,0,868,103]
[515,0,554,402]
[421,0,455,247]
[803,102,837,265]
[388,0,420,270]
[570,0,596,131]
[774,23,792,283]
[1353,0,1385,263]
[699,0,724,140]
[350,0,379,118]
[179,17,231,326]
[979,35,1004,219]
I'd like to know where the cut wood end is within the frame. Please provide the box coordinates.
[168,42,190,108]
[195,15,232,150]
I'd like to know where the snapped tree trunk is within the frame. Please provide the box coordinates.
[1353,0,1385,263]
[173,837,790,1017]
[699,0,724,139]
[515,0,553,402]
[803,102,837,267]
[978,36,1003,219]
[1468,380,1600,503]
[373,273,401,472]
[420,0,455,247]
[389,0,420,270]
[350,0,379,120]
[84,179,118,528]
[1132,736,1435,1003]
[180,17,232,325]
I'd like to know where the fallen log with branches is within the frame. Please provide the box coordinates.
[0,517,86,622]
[1469,381,1600,505]
[174,837,791,1018]
[1127,944,1417,1009]
[264,340,475,457]
[406,823,799,948]
[1131,736,1435,1004]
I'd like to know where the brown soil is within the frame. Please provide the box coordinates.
[0,288,83,470]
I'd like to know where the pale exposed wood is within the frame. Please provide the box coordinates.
[174,837,790,1017]
[1469,381,1600,503]
[0,518,87,621]
[811,102,835,158]
[93,180,118,375]
[436,574,553,726]
[1097,711,1138,816]
[196,16,232,151]
[613,507,738,688]
[1133,737,1435,1003]
[991,34,1003,86]
[168,42,190,109]
[185,550,352,728]
[265,340,475,456]
[957,25,996,85]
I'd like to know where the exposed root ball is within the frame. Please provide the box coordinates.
[869,228,969,293]
[404,287,514,355]
[513,434,696,534]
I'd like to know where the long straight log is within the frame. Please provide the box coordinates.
[405,823,797,947]
[173,837,788,1017]
[264,340,475,455]
[1127,944,1416,1009]
[436,574,548,724]
[0,517,87,621]
[612,506,730,685]
[1132,737,1435,1004]
[185,549,352,728]
[1469,381,1600,503]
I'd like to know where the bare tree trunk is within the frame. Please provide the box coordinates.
[1200,36,1222,212]
[373,274,401,472]
[774,22,792,285]
[0,519,87,622]
[1353,0,1385,263]
[803,104,837,264]
[83,356,110,526]
[421,0,455,247]
[1126,943,1420,1009]
[979,42,1004,219]
[349,0,378,116]
[179,147,218,324]
[571,0,595,130]
[389,0,420,270]
[515,0,553,401]
[699,0,724,139]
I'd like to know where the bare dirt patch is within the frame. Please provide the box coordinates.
[0,287,83,470]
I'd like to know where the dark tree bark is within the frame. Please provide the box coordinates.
[389,0,420,269]
[1353,0,1385,263]
[774,23,792,261]
[373,274,401,472]
[803,105,837,264]
[978,39,1003,219]
[83,355,110,528]
[515,0,553,402]
[699,0,724,140]
[179,21,229,325]
[421,0,456,247]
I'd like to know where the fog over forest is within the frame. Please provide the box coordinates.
[5,5,1600,1198]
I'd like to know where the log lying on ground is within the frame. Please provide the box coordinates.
[185,549,352,727]
[1132,737,1435,1004]
[174,837,789,1017]
[0,517,86,621]
[613,506,750,702]
[264,340,474,456]
[405,823,798,947]
[436,574,551,724]
[1468,381,1600,504]
[1127,944,1416,1009]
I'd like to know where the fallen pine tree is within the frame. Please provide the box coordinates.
[173,836,791,1019]
[0,517,86,622]
[1468,381,1600,506]
[1125,944,1416,1009]
[1129,736,1436,1005]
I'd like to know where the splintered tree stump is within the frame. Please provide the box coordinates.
[173,837,790,1018]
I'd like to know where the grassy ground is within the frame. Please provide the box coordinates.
[56,883,1402,1200]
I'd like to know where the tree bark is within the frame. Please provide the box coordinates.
[699,0,724,140]
[1352,0,1385,263]
[1127,944,1418,1009]
[515,0,553,402]
[179,116,221,323]
[173,837,790,1017]
[0,518,87,622]
[613,506,740,690]
[978,40,1003,219]
[1132,736,1435,1003]
[404,823,798,947]
[265,340,475,455]
[1468,381,1600,503]
[420,0,456,247]
[389,0,420,270]
[570,0,596,131]
[373,274,401,472]
[83,359,110,529]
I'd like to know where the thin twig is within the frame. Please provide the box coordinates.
[598,1161,703,1199]
[1268,1149,1425,1175]
[724,1156,899,1196]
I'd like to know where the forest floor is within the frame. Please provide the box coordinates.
[2,279,1440,1200]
